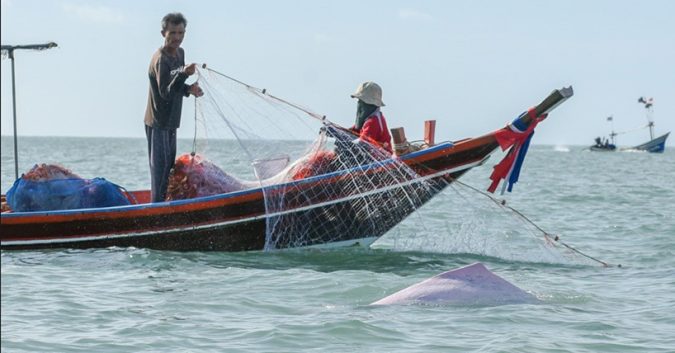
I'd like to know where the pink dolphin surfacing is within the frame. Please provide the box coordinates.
[371,262,539,306]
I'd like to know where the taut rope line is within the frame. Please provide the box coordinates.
[453,179,617,268]
[202,64,328,124]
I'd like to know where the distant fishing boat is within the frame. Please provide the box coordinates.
[630,97,669,153]
[589,116,617,152]
[590,97,670,153]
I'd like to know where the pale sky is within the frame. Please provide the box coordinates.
[1,0,674,147]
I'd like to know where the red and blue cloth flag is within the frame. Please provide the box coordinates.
[488,107,546,194]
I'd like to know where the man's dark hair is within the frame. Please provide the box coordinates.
[161,12,187,31]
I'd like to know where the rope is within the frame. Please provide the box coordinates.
[452,179,618,268]
[612,123,650,136]
[192,95,198,156]
[202,64,329,124]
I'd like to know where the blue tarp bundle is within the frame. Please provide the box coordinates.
[6,177,131,212]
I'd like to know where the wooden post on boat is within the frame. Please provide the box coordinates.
[390,127,409,156]
[424,120,436,146]
[1,42,58,180]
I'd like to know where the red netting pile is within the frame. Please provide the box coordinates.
[23,163,82,181]
[166,153,247,200]
[289,150,336,180]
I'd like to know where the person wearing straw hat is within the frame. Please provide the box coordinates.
[144,12,204,203]
[349,81,393,154]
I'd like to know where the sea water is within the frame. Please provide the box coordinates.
[1,136,674,352]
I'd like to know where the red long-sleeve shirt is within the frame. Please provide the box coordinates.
[352,110,392,154]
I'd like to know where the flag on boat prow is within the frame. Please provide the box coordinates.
[487,86,573,194]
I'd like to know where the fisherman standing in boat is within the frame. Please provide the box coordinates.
[144,12,204,202]
[350,82,393,154]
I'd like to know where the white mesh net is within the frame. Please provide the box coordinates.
[185,68,609,266]
[188,67,447,251]
[259,125,445,250]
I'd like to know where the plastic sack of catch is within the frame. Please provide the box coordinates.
[166,153,246,200]
[5,164,131,212]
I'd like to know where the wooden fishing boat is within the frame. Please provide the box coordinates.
[631,97,669,153]
[597,97,671,153]
[1,87,573,252]
[589,116,618,152]
[589,137,617,152]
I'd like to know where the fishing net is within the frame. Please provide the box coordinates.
[166,153,252,200]
[260,125,447,250]
[187,67,447,251]
[185,69,608,265]
[370,169,609,267]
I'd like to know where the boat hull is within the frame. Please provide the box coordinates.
[1,138,495,252]
[631,132,670,153]
[589,144,616,152]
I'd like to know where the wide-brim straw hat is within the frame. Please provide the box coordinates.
[350,81,385,107]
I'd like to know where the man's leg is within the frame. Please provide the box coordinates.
[147,126,177,202]
[145,125,157,201]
